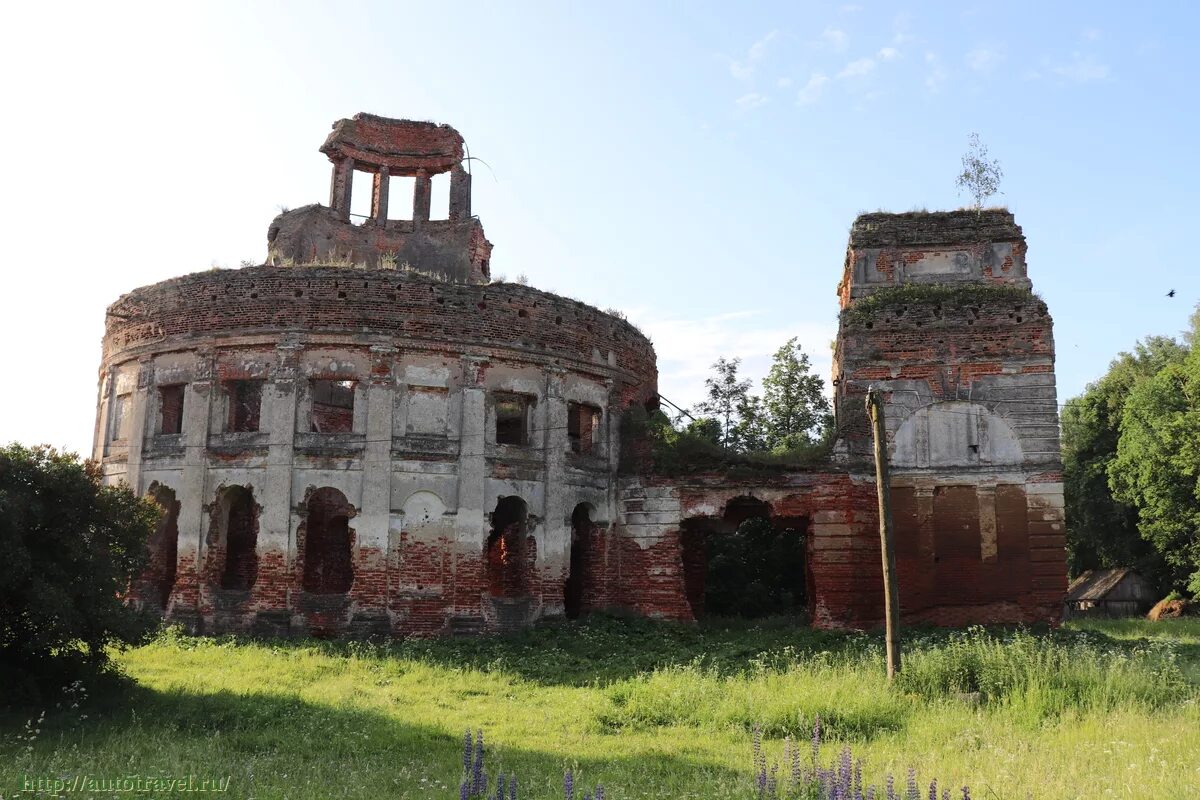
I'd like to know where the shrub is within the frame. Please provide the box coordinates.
[0,444,161,706]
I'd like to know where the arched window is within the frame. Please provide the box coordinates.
[220,486,258,591]
[303,488,355,594]
[145,484,180,608]
[486,496,529,598]
[564,503,596,619]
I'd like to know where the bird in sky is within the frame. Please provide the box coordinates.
[1167,289,1176,297]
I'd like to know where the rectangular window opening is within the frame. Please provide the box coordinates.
[311,379,356,433]
[567,402,601,454]
[387,175,416,221]
[349,169,374,225]
[495,393,532,446]
[227,380,263,433]
[429,172,451,221]
[159,385,185,435]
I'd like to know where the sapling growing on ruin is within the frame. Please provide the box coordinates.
[956,133,1003,211]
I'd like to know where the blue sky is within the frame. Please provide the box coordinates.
[2,1,1198,456]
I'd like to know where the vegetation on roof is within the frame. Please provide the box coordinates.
[841,283,1042,325]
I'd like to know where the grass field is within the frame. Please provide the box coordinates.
[3,617,1199,799]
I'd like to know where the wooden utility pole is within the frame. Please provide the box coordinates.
[866,387,902,680]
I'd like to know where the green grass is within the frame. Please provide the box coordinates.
[2,617,1199,799]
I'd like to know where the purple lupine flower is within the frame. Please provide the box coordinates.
[564,768,574,800]
[595,785,604,800]
[464,730,474,774]
[941,789,950,800]
[853,758,863,798]
[767,764,778,800]
[473,730,486,794]
[494,772,505,800]
[905,768,918,800]
[886,773,896,800]
[812,715,822,765]
[960,788,971,800]
[509,777,518,800]
[460,779,470,800]
[582,793,592,800]
[839,747,853,791]
[928,779,938,800]
[791,742,803,789]
[866,788,877,800]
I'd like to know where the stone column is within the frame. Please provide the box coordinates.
[371,167,390,224]
[250,337,301,633]
[329,157,355,221]
[413,169,432,225]
[353,343,396,631]
[125,356,155,495]
[455,355,488,612]
[449,164,471,220]
[541,367,568,616]
[172,349,215,629]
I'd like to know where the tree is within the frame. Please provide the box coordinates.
[694,357,753,451]
[956,132,1004,210]
[0,444,161,705]
[1108,341,1200,594]
[1062,336,1187,588]
[760,337,832,452]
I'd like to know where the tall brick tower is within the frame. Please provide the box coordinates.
[831,210,1067,624]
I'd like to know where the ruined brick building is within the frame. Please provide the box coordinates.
[96,114,1067,636]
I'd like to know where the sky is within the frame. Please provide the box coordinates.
[2,1,1198,457]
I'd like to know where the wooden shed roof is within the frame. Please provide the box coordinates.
[1065,568,1138,603]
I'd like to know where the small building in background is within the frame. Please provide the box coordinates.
[1064,568,1157,619]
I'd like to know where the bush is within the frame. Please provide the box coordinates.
[0,444,161,706]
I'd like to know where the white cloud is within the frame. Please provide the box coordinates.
[877,46,900,61]
[838,57,875,78]
[728,30,779,80]
[796,72,829,105]
[821,26,849,52]
[1054,52,1109,83]
[967,45,1004,73]
[735,92,770,111]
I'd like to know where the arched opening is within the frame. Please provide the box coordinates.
[486,496,528,598]
[564,503,596,619]
[680,519,712,618]
[145,484,180,609]
[681,496,809,619]
[220,486,258,591]
[303,487,355,594]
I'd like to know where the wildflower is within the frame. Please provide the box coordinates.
[595,785,604,800]
[473,730,486,794]
[928,779,937,800]
[463,730,473,774]
[495,772,505,800]
[839,747,853,791]
[906,768,919,800]
[509,776,518,800]
[812,714,822,765]
[564,768,574,800]
[961,788,971,800]
[460,780,469,800]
